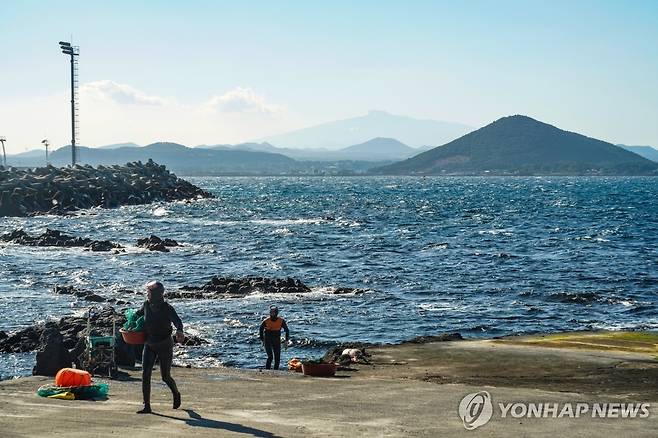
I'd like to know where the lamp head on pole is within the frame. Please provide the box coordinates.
[59,41,77,56]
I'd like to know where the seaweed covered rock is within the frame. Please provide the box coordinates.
[0,160,213,217]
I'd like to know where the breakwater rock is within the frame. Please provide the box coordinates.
[1,229,123,252]
[0,160,213,217]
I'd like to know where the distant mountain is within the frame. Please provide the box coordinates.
[256,110,472,149]
[7,149,47,159]
[200,142,282,153]
[200,138,423,162]
[618,145,658,162]
[337,138,418,161]
[12,142,299,175]
[6,142,138,164]
[375,115,658,176]
[97,142,140,149]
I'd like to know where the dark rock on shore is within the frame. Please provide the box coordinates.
[0,159,213,217]
[53,285,108,303]
[323,342,372,365]
[33,322,73,376]
[180,336,208,347]
[0,325,42,353]
[171,276,367,299]
[0,228,123,252]
[173,276,312,299]
[137,235,181,252]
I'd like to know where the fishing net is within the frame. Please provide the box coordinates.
[37,383,109,400]
[123,309,145,332]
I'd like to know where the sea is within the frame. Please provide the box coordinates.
[1,176,657,379]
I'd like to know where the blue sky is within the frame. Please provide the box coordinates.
[1,0,657,152]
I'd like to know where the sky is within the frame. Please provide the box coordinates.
[1,0,657,153]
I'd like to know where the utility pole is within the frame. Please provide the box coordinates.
[0,137,6,167]
[59,41,79,166]
[42,139,50,165]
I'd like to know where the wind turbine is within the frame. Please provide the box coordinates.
[42,139,50,165]
[0,137,6,167]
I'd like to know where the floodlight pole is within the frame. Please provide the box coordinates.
[59,41,79,166]
[70,53,76,165]
[42,139,50,165]
[0,137,6,167]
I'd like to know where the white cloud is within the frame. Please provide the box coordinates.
[204,87,284,114]
[81,80,167,106]
[0,82,296,152]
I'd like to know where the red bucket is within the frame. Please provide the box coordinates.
[119,329,147,345]
[301,362,336,377]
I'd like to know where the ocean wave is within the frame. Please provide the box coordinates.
[152,207,170,217]
[422,242,449,251]
[222,318,251,328]
[243,286,369,301]
[250,218,326,226]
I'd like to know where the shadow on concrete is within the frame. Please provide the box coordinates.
[151,409,281,437]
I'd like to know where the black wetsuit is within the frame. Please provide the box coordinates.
[259,317,289,369]
[136,300,183,407]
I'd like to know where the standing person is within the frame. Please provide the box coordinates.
[259,305,290,370]
[135,281,185,414]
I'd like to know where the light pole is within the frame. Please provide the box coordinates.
[59,41,79,166]
[42,139,50,165]
[0,137,6,167]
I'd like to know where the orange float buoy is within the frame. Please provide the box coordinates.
[55,368,92,387]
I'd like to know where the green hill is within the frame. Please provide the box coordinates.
[374,115,658,175]
[21,142,299,175]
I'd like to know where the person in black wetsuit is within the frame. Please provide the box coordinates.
[135,281,185,414]
[259,305,290,370]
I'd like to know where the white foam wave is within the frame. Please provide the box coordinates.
[251,218,325,226]
[152,207,169,217]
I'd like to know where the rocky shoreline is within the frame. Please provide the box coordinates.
[0,160,213,217]
[0,274,369,377]
[0,306,209,376]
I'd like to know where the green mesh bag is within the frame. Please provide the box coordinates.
[123,309,145,332]
[37,383,109,400]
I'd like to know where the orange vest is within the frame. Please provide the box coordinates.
[264,317,284,331]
